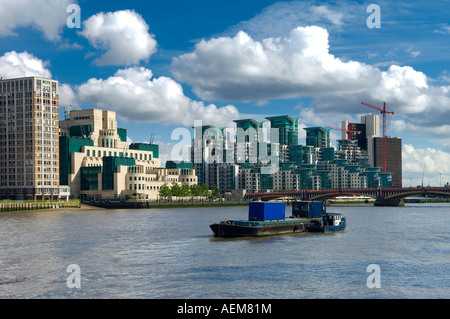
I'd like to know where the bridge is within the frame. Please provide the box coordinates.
[245,187,450,206]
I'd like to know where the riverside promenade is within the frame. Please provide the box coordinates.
[0,200,81,212]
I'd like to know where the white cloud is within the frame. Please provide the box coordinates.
[0,0,74,41]
[79,10,157,66]
[0,50,78,115]
[434,24,450,35]
[173,27,378,102]
[310,5,345,26]
[403,144,450,186]
[76,66,239,127]
[59,83,78,108]
[173,26,450,134]
[0,50,239,128]
[0,51,52,78]
[224,1,356,40]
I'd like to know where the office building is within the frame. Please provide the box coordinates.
[60,108,197,200]
[374,137,402,187]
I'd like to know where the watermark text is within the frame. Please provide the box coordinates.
[366,264,381,288]
[66,264,81,289]
[67,4,81,29]
[366,4,381,29]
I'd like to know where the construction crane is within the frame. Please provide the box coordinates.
[361,101,394,173]
[326,126,362,140]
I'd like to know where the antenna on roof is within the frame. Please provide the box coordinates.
[182,147,190,162]
[149,133,155,144]
[422,164,426,187]
[64,105,71,120]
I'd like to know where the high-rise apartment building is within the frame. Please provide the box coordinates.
[192,114,393,193]
[304,127,331,148]
[0,77,68,200]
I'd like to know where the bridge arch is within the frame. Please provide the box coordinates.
[309,192,377,201]
[249,194,303,202]
[385,190,450,201]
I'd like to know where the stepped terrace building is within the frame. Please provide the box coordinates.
[59,108,197,200]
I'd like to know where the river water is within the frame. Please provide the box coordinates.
[0,203,449,299]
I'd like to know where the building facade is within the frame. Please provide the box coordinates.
[0,77,69,200]
[374,136,402,187]
[60,108,197,200]
[191,114,395,193]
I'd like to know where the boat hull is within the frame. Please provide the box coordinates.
[210,220,313,238]
[307,220,347,233]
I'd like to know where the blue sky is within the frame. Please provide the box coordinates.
[1,0,450,186]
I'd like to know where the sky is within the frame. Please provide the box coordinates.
[0,0,450,187]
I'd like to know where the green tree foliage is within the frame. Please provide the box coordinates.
[171,182,182,197]
[159,183,172,198]
[211,184,221,198]
[190,184,200,196]
[200,183,210,197]
[180,184,192,197]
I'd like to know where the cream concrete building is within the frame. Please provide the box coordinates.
[60,108,197,200]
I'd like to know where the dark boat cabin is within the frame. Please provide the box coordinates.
[292,201,327,218]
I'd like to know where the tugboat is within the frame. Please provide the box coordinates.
[306,213,347,233]
[210,201,346,238]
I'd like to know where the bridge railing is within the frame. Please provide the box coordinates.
[246,187,450,201]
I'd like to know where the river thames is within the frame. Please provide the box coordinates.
[0,203,449,299]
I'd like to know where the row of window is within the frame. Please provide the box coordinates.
[0,105,58,116]
[1,173,58,179]
[86,149,152,161]
[0,161,57,170]
[0,97,57,105]
[0,133,57,139]
[129,184,162,191]
[129,176,157,182]
[0,182,34,186]
[0,92,34,98]
[0,79,35,93]
[36,167,58,172]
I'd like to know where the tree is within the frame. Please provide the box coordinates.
[211,184,221,199]
[159,183,172,198]
[190,184,200,197]
[180,184,192,197]
[200,183,210,197]
[171,182,182,198]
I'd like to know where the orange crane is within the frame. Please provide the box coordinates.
[361,101,394,173]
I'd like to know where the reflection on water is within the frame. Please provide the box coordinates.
[0,204,449,298]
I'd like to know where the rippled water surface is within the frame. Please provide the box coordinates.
[0,203,449,298]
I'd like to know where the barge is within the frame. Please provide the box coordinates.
[210,201,346,238]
